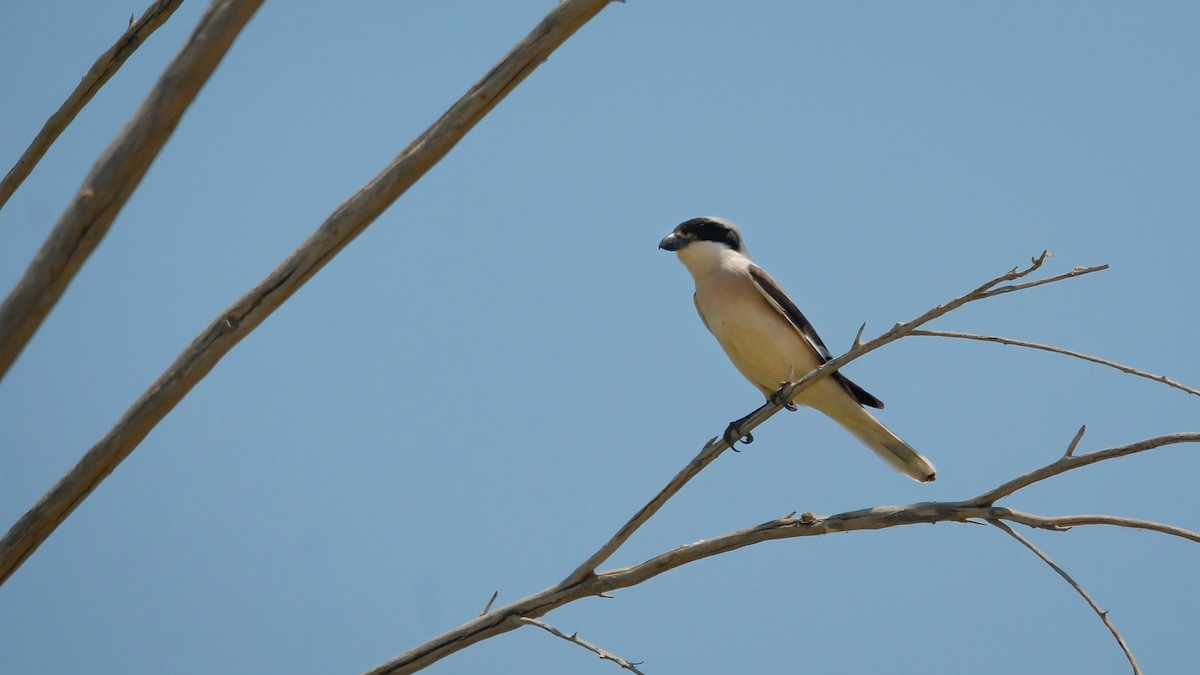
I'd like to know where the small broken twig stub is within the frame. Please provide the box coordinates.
[1065,425,1087,458]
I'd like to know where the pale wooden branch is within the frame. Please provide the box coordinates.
[999,509,1200,544]
[909,329,1200,397]
[969,432,1200,506]
[981,261,1110,296]
[364,431,1197,674]
[561,433,725,585]
[519,617,647,675]
[0,0,187,212]
[1065,424,1087,458]
[0,0,259,382]
[0,0,620,587]
[988,519,1141,675]
[562,252,1105,586]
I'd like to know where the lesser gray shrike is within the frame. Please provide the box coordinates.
[659,216,936,482]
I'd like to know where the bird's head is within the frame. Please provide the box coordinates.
[658,216,746,254]
[659,217,748,277]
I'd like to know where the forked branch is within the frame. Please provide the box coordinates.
[364,430,1197,674]
[989,520,1142,674]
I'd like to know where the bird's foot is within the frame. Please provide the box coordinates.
[723,416,754,451]
[769,384,798,411]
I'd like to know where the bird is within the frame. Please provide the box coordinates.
[658,216,936,482]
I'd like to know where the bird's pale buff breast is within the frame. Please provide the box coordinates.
[694,272,825,397]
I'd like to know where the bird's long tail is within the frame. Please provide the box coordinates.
[823,401,937,482]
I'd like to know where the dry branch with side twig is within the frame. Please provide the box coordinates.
[519,618,647,675]
[364,431,1198,675]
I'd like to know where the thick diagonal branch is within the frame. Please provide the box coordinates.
[0,0,620,587]
[0,0,258,382]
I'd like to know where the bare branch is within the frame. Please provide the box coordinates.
[1000,510,1200,544]
[970,433,1200,506]
[909,329,1200,397]
[586,500,1200,596]
[0,0,187,212]
[0,0,259,382]
[1065,424,1087,458]
[988,519,1141,675]
[980,263,1109,297]
[562,437,725,585]
[365,431,1196,674]
[519,617,647,675]
[0,0,620,588]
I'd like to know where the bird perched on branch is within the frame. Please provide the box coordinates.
[659,216,936,482]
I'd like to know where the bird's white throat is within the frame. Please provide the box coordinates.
[675,240,750,281]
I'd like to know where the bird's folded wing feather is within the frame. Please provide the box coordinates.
[747,264,885,409]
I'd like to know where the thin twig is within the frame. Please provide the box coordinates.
[561,436,725,585]
[1065,425,1087,458]
[0,0,260,382]
[909,329,1200,397]
[0,0,620,589]
[980,263,1109,297]
[0,0,187,212]
[999,509,1200,544]
[519,617,647,675]
[479,591,499,616]
[970,433,1200,506]
[988,519,1141,675]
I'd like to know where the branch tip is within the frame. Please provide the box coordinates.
[1065,425,1087,458]
[479,590,499,616]
[852,322,867,349]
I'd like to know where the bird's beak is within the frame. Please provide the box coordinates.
[658,233,687,251]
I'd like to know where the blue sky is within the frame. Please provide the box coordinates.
[2,2,1198,673]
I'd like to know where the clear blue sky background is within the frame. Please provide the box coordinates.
[2,2,1198,673]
